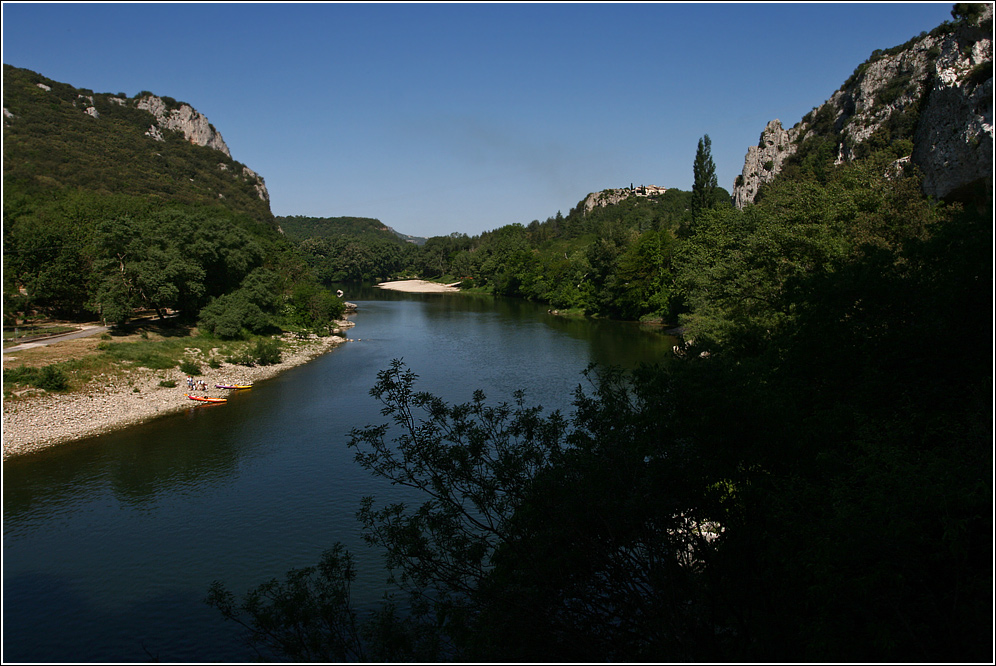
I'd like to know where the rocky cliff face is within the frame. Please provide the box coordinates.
[733,5,992,207]
[732,120,802,208]
[136,94,232,157]
[134,94,269,203]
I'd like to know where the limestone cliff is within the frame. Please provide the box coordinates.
[131,94,269,203]
[136,94,232,157]
[733,5,992,207]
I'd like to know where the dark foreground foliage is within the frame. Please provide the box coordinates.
[206,16,991,658]
[209,257,991,661]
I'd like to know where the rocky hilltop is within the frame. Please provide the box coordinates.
[733,4,992,207]
[3,65,271,219]
[582,184,668,214]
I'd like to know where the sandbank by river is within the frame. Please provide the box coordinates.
[2,327,352,460]
[377,279,462,293]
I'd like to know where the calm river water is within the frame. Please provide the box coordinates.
[3,286,675,662]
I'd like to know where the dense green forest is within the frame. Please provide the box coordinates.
[207,7,992,661]
[3,64,344,336]
[286,185,730,322]
[211,145,992,662]
[277,215,425,245]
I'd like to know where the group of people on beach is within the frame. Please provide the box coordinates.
[186,376,207,391]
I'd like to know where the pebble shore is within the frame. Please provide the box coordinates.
[3,328,352,460]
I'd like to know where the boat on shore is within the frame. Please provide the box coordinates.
[215,383,253,390]
[186,394,227,404]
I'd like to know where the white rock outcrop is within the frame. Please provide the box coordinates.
[913,17,993,198]
[733,6,993,206]
[733,120,800,208]
[242,165,270,203]
[136,94,232,157]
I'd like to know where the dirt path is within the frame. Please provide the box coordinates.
[3,324,110,354]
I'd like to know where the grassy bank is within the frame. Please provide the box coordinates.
[2,319,297,400]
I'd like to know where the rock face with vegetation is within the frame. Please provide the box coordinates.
[2,65,272,221]
[135,93,232,157]
[732,119,801,208]
[733,3,992,207]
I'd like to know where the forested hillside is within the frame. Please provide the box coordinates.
[210,5,992,662]
[3,65,343,335]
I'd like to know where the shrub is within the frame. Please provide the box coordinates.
[179,359,202,375]
[5,365,70,391]
[228,337,282,367]
[252,338,282,366]
[159,379,177,388]
[966,61,992,88]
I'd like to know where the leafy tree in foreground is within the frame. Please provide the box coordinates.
[208,360,729,661]
[206,544,365,662]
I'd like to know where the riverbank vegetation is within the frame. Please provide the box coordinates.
[284,185,729,324]
[1,317,297,400]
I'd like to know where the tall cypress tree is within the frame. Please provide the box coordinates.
[691,134,718,226]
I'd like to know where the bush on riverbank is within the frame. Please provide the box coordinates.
[227,337,282,366]
[3,365,70,392]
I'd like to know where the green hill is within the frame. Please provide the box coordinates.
[276,215,426,246]
[3,64,275,226]
[3,65,341,334]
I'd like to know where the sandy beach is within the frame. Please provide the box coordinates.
[377,279,462,293]
[2,325,353,460]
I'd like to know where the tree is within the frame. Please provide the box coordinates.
[209,360,730,661]
[690,134,719,228]
[206,544,366,661]
[197,267,282,338]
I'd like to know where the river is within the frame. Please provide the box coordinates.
[2,286,676,662]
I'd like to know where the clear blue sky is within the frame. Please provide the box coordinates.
[3,2,957,238]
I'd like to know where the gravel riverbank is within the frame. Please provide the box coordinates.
[3,327,352,460]
[377,279,461,293]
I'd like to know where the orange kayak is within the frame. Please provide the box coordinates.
[186,394,227,403]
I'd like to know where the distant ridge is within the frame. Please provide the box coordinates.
[275,215,427,246]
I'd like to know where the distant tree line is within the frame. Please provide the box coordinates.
[286,184,730,323]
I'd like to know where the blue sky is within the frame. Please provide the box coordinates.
[3,2,957,238]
